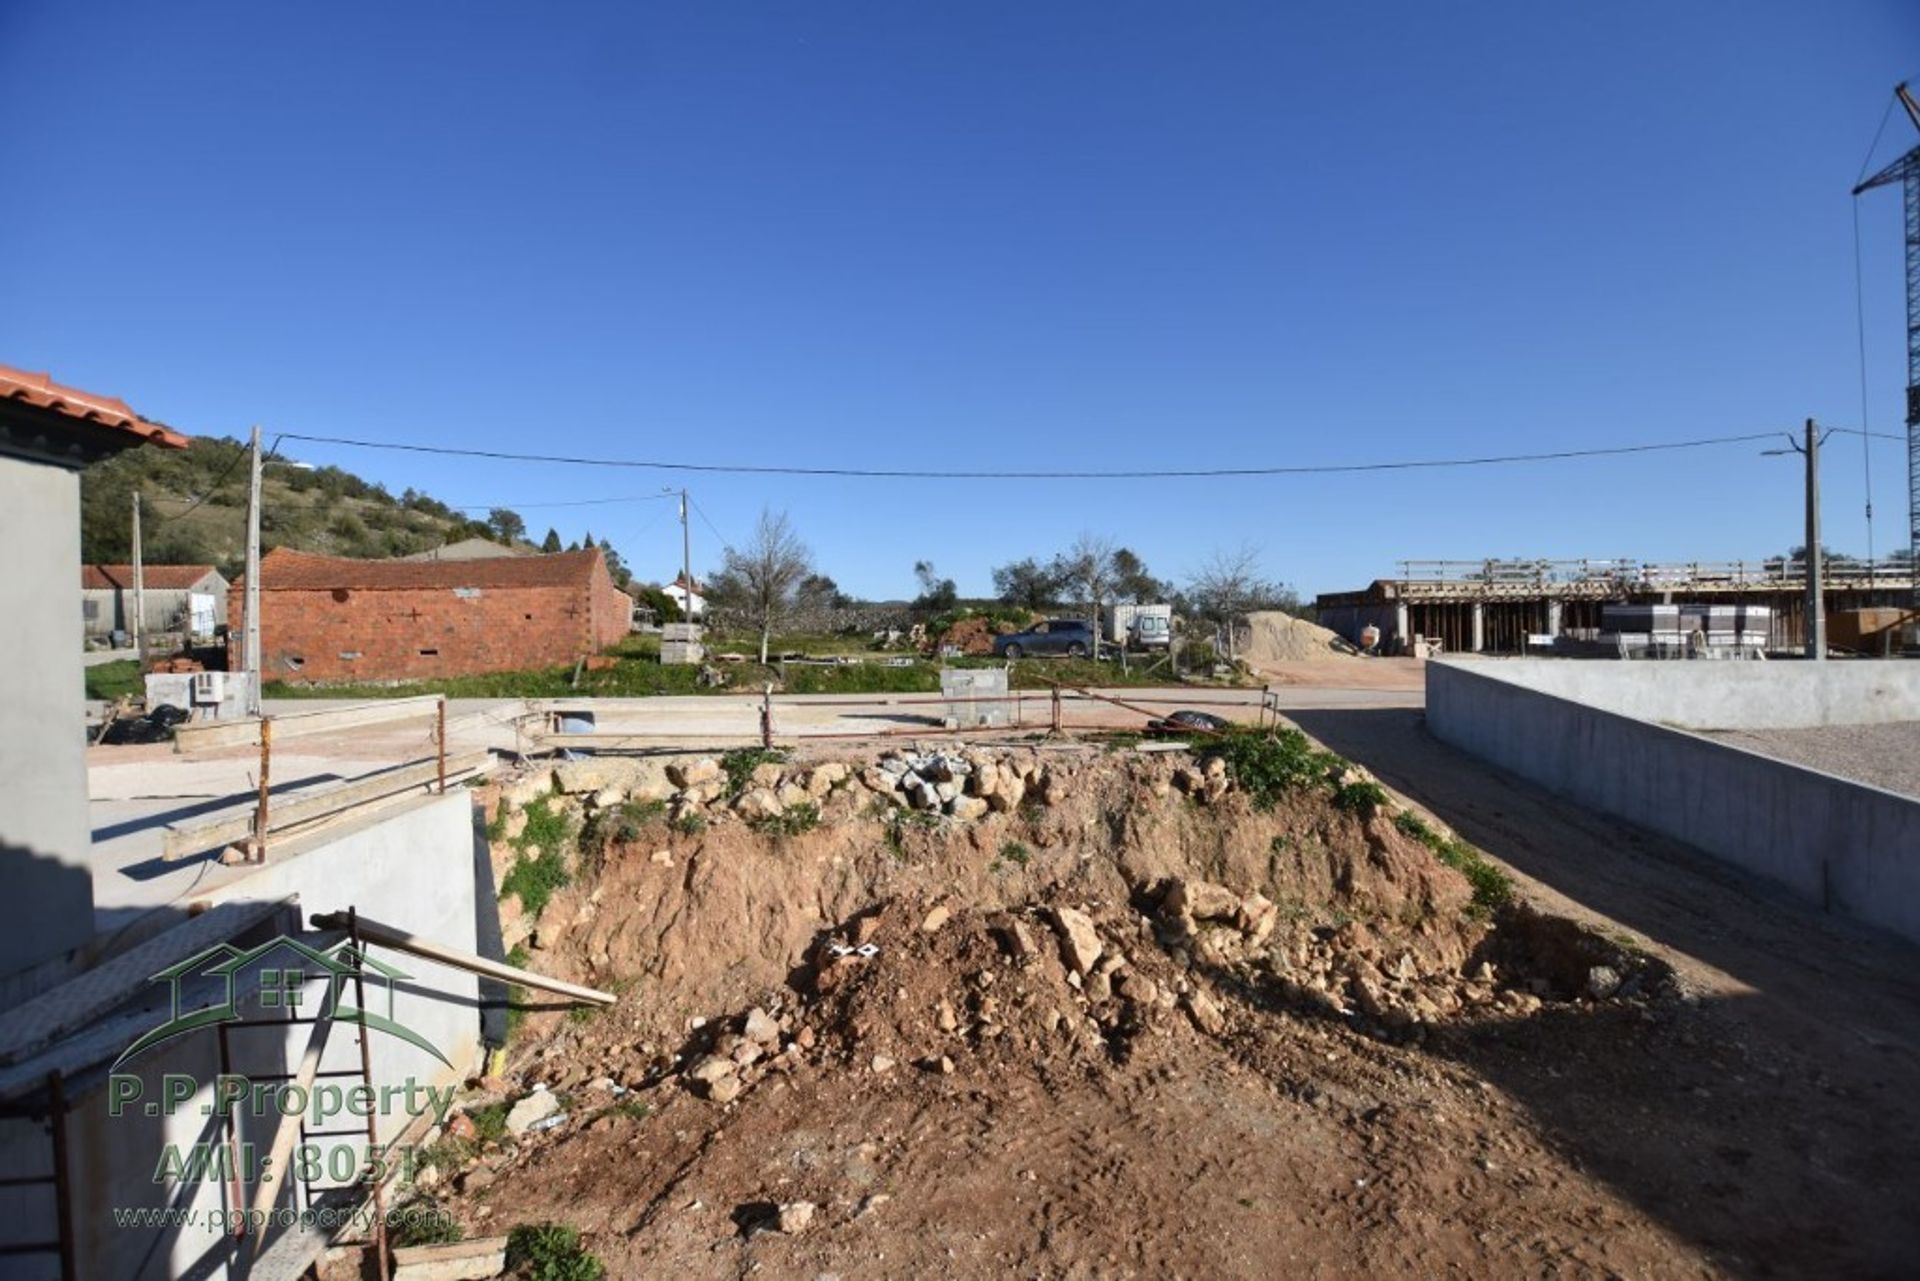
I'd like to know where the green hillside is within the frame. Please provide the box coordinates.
[79,436,512,575]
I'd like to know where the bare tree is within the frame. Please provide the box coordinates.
[1056,532,1118,650]
[1184,544,1278,663]
[706,508,815,664]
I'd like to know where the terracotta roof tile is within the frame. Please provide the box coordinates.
[82,564,221,590]
[249,546,607,592]
[0,362,189,449]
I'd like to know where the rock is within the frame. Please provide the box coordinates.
[878,755,911,777]
[908,779,942,811]
[504,1089,561,1135]
[1164,879,1240,922]
[776,782,811,809]
[1236,894,1279,943]
[776,1201,816,1234]
[934,780,960,804]
[987,774,1026,813]
[500,772,554,810]
[1182,989,1226,1037]
[686,1055,737,1085]
[921,905,952,933]
[859,766,897,794]
[996,918,1040,963]
[706,1075,743,1104]
[947,795,989,822]
[744,1007,781,1045]
[457,1165,497,1194]
[650,848,673,866]
[731,1040,763,1066]
[734,788,785,821]
[806,762,849,796]
[870,1054,896,1074]
[1084,970,1112,1002]
[1048,907,1104,976]
[553,759,633,796]
[935,998,959,1032]
[589,786,625,809]
[1118,973,1160,1006]
[666,757,721,789]
[1586,966,1623,1000]
[750,762,785,789]
[500,808,529,843]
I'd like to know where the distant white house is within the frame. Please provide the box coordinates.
[662,572,706,620]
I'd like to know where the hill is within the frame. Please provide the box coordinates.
[78,435,519,576]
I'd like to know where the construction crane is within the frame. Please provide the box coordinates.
[1852,82,1920,642]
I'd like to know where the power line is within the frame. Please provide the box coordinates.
[278,428,1819,481]
[689,496,731,549]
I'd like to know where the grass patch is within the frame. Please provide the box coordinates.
[600,1097,650,1122]
[501,847,570,919]
[506,1223,606,1281]
[580,798,666,869]
[391,1199,463,1247]
[1394,811,1514,917]
[748,801,820,838]
[668,810,707,836]
[718,746,787,798]
[1193,728,1343,811]
[996,839,1031,870]
[1331,779,1390,820]
[85,658,143,701]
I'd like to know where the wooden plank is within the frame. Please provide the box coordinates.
[173,695,445,753]
[162,751,493,861]
[310,911,614,1006]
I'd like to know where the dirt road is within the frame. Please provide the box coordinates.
[1287,704,1920,1276]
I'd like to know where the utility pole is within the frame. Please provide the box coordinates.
[679,487,693,623]
[131,491,146,668]
[1801,418,1826,661]
[243,426,264,713]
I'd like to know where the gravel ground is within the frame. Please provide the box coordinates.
[1700,721,1920,798]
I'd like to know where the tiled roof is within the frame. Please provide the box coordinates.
[250,546,608,591]
[83,564,221,590]
[0,363,189,449]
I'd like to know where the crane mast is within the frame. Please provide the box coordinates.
[1853,82,1920,645]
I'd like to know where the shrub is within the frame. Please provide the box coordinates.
[506,1223,605,1281]
[748,801,819,838]
[501,847,569,918]
[1193,728,1342,811]
[718,747,788,798]
[1393,811,1514,917]
[1331,779,1390,819]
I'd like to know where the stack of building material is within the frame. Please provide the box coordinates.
[660,621,704,665]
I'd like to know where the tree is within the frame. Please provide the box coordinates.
[1184,544,1281,663]
[1110,547,1167,603]
[486,508,527,545]
[707,508,815,664]
[911,560,958,614]
[541,527,563,554]
[1055,532,1118,646]
[797,573,847,610]
[991,557,1065,611]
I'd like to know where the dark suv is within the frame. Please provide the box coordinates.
[993,618,1093,659]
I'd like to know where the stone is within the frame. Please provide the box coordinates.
[503,1089,560,1135]
[908,779,942,811]
[934,780,960,804]
[1182,989,1226,1037]
[806,762,850,796]
[1048,907,1104,976]
[921,905,952,933]
[1118,973,1160,1006]
[501,772,554,810]
[997,919,1040,963]
[859,766,897,794]
[650,848,673,866]
[1084,970,1112,1002]
[589,786,625,809]
[776,1201,816,1234]
[947,795,989,822]
[667,757,721,789]
[731,1040,763,1067]
[1164,879,1240,922]
[744,1007,781,1045]
[706,1075,743,1104]
[777,782,811,809]
[934,998,959,1032]
[878,755,911,777]
[1236,894,1279,944]
[870,1054,896,1074]
[987,774,1026,813]
[1586,966,1623,1000]
[686,1055,737,1085]
[734,788,785,821]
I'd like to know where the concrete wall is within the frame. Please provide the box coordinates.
[1427,660,1920,945]
[0,455,95,998]
[1447,658,1920,729]
[0,793,485,1280]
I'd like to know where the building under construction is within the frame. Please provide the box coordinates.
[1314,558,1916,656]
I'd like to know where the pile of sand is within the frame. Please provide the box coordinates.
[1240,610,1361,663]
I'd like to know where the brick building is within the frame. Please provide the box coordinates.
[236,546,631,683]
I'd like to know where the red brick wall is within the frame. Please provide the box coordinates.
[235,580,611,683]
[588,559,634,649]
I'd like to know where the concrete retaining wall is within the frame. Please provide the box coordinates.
[1427,660,1920,946]
[1456,658,1920,729]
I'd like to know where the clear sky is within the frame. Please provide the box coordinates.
[4,2,1917,598]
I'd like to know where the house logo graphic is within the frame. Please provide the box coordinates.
[114,934,449,1069]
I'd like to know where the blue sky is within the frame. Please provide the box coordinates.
[3,2,1916,597]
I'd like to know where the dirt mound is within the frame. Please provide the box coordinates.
[1241,611,1360,663]
[932,614,1010,656]
[370,742,1741,1278]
